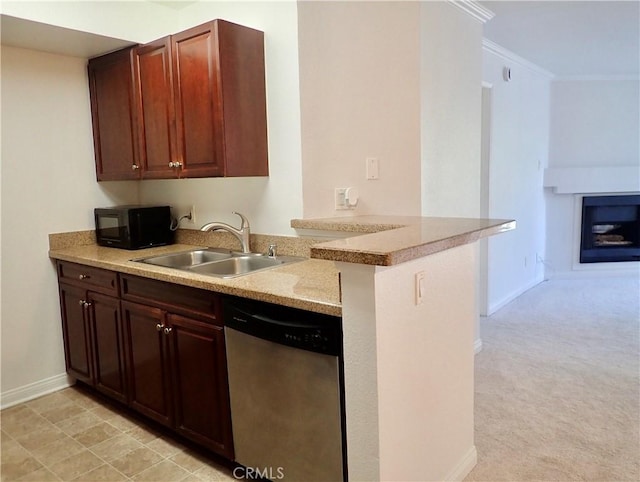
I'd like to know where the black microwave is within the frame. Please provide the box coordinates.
[94,205,175,250]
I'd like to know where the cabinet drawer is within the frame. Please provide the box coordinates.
[120,274,221,324]
[57,261,118,296]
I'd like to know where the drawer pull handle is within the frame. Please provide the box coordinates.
[78,299,86,306]
[156,323,163,332]
[78,274,90,280]
[163,327,173,335]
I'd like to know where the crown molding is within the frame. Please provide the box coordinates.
[482,38,555,79]
[447,0,495,23]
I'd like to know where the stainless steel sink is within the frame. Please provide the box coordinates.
[189,255,294,278]
[135,248,233,268]
[134,248,304,278]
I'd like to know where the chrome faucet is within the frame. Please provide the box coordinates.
[200,212,251,253]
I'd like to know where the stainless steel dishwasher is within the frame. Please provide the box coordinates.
[224,297,346,482]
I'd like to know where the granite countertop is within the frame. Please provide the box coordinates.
[292,215,516,265]
[49,215,514,317]
[48,243,342,316]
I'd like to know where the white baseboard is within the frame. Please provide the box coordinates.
[443,445,478,481]
[474,338,483,354]
[1,373,74,410]
[487,276,544,315]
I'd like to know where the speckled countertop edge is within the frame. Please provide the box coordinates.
[292,216,516,266]
[49,216,515,314]
[48,242,342,317]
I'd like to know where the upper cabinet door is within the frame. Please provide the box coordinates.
[171,23,224,178]
[133,38,178,179]
[88,47,140,181]
[172,20,269,178]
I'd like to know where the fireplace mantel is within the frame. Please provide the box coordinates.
[544,166,640,194]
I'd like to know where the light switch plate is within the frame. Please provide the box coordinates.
[415,271,425,305]
[366,157,380,180]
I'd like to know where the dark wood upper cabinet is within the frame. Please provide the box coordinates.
[133,37,177,179]
[88,47,140,181]
[89,19,268,181]
[209,20,268,177]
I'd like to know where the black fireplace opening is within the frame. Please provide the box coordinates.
[580,194,640,263]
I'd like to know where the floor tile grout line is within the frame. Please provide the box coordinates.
[10,402,131,481]
[2,386,235,482]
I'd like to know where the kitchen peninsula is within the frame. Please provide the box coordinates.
[49,215,514,481]
[294,215,515,482]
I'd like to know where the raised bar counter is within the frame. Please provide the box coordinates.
[292,215,516,265]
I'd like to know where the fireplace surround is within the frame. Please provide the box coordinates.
[580,194,640,263]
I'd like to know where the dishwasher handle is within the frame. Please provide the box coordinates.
[224,299,342,356]
[229,305,326,331]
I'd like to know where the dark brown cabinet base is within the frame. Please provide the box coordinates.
[57,263,127,403]
[56,261,234,461]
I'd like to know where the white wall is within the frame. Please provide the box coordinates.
[481,43,550,313]
[421,1,484,218]
[340,243,478,481]
[545,79,640,277]
[139,0,303,235]
[0,46,138,402]
[549,80,640,167]
[297,1,422,218]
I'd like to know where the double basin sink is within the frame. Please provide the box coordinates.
[134,248,304,279]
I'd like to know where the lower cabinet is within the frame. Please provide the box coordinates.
[58,268,127,404]
[168,313,231,457]
[121,301,172,426]
[56,262,234,460]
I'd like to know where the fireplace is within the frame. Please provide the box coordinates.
[580,194,640,263]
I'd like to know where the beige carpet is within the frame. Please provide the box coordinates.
[466,275,640,482]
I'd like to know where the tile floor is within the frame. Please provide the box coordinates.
[1,386,236,481]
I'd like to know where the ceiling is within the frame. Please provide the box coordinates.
[0,15,134,58]
[2,1,638,76]
[480,1,640,77]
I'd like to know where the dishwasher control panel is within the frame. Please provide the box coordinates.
[223,297,342,356]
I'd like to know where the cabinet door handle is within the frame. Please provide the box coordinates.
[156,323,164,332]
[132,164,140,170]
[174,161,183,169]
[78,274,90,280]
[168,162,176,168]
[84,301,92,308]
[78,299,86,306]
[163,327,173,335]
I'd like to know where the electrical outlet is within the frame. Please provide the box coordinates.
[335,188,348,210]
